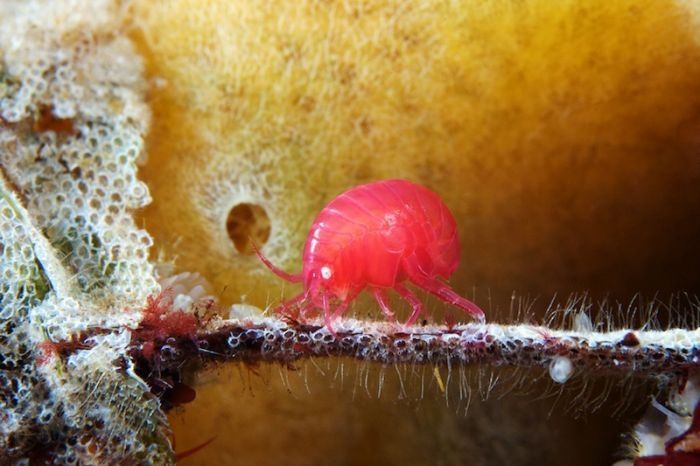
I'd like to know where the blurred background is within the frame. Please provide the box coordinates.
[128,0,700,464]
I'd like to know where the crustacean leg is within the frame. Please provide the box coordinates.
[297,299,316,319]
[277,290,307,311]
[317,294,353,336]
[394,283,424,326]
[401,256,485,322]
[274,289,309,321]
[371,288,396,321]
[331,299,350,320]
[410,274,485,322]
[320,293,336,335]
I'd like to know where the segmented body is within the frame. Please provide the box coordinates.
[256,179,485,330]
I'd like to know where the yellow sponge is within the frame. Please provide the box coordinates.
[132,0,700,310]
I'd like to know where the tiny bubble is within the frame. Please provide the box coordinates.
[549,355,574,384]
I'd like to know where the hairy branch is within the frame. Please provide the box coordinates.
[128,318,699,384]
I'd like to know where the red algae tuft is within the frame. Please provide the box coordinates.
[138,289,198,341]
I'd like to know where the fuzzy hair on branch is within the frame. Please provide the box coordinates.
[130,317,699,382]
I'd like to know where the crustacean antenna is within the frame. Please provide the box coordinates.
[251,240,303,283]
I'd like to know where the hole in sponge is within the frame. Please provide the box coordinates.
[226,203,271,255]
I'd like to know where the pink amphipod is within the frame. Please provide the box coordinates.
[256,179,485,330]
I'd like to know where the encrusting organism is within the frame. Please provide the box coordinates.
[255,179,485,331]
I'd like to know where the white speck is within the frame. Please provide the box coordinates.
[321,266,332,280]
[124,357,150,390]
[229,303,263,319]
[549,356,573,384]
[172,294,194,312]
[573,312,593,333]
